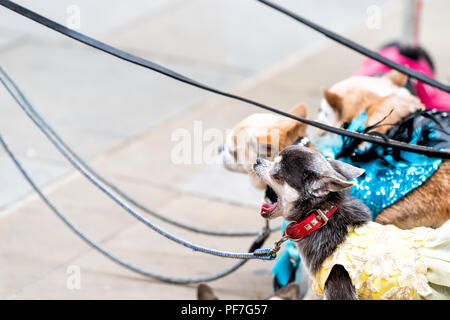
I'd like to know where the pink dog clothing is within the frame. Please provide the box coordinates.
[355,44,450,111]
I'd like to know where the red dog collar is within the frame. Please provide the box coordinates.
[283,205,339,240]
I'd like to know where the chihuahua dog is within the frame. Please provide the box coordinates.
[252,145,450,300]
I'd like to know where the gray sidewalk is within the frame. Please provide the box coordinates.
[1,0,449,299]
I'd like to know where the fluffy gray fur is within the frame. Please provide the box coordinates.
[253,145,371,300]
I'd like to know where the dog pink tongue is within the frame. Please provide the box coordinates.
[261,203,276,215]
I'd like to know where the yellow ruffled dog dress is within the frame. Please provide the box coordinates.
[313,220,450,300]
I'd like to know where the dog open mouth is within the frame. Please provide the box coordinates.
[261,202,277,217]
[261,186,278,218]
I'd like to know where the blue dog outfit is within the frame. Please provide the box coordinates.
[272,109,450,289]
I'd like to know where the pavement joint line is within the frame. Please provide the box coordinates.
[176,188,259,210]
[102,171,185,193]
[115,45,257,76]
[0,34,28,54]
[3,155,69,168]
[0,167,79,219]
[100,170,260,211]
[78,169,260,211]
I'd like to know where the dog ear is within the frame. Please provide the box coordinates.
[382,70,408,87]
[323,89,344,114]
[289,103,307,118]
[311,174,354,197]
[271,283,300,300]
[197,283,219,300]
[327,158,365,180]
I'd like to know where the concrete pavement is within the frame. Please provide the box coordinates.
[1,0,449,299]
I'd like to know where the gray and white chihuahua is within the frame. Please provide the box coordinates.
[253,144,370,300]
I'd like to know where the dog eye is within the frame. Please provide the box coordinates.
[271,164,281,179]
[342,122,350,129]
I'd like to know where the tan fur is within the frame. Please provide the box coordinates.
[375,160,450,229]
[231,103,307,151]
[197,283,218,300]
[226,104,308,189]
[383,69,408,87]
[315,71,423,138]
[323,89,344,116]
[324,82,384,126]
[365,93,424,135]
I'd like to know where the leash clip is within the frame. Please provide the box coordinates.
[272,235,290,254]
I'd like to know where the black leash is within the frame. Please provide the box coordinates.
[255,0,450,94]
[1,0,449,159]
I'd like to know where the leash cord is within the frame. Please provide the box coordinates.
[0,0,448,159]
[0,66,276,261]
[0,131,274,282]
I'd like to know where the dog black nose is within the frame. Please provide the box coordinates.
[253,158,262,171]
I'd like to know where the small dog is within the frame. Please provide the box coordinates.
[252,145,450,300]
